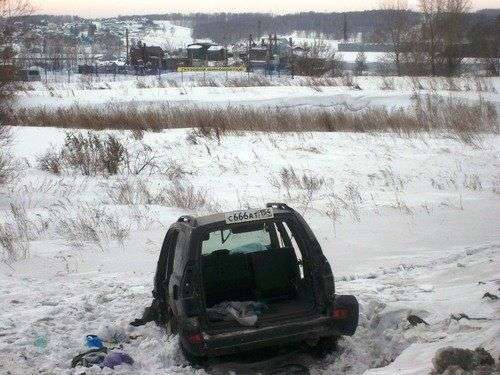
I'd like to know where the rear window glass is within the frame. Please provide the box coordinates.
[202,226,271,255]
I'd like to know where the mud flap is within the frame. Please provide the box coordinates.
[332,294,359,336]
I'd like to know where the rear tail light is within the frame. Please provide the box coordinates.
[186,333,204,345]
[331,307,349,320]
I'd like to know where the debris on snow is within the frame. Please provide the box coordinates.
[431,346,496,375]
[98,323,129,344]
[450,314,490,322]
[481,292,498,301]
[407,315,429,327]
[473,348,496,367]
[102,350,134,369]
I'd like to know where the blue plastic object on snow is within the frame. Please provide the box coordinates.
[85,335,103,349]
[34,336,47,349]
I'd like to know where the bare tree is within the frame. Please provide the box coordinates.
[0,0,33,43]
[468,16,500,76]
[380,0,411,75]
[419,0,444,76]
[442,0,471,75]
[0,0,32,185]
[419,0,470,76]
[354,51,368,75]
[0,0,33,104]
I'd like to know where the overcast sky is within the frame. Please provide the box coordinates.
[34,0,498,17]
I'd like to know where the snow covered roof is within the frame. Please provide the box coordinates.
[187,45,203,49]
[194,38,215,44]
[207,45,224,51]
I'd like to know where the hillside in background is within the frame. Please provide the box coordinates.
[23,9,499,44]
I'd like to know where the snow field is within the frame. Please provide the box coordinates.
[0,125,499,373]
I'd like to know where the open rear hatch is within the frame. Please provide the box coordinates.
[199,221,319,334]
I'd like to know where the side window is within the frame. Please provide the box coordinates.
[165,230,179,279]
[276,221,305,279]
[172,230,185,270]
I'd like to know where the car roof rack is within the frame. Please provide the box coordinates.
[266,202,291,210]
[177,215,197,226]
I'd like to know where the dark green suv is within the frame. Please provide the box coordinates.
[141,203,359,363]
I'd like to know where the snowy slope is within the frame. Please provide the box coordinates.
[140,20,194,50]
[0,125,499,374]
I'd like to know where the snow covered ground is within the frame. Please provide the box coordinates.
[1,124,499,374]
[15,74,500,116]
[4,11,500,374]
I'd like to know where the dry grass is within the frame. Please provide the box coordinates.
[38,132,129,176]
[106,178,218,212]
[322,183,364,231]
[269,166,325,210]
[50,203,130,250]
[10,94,498,146]
[163,183,210,210]
[0,123,14,185]
[302,76,340,88]
[38,132,162,177]
[0,202,48,264]
[0,223,25,264]
[380,77,396,90]
[463,173,482,191]
[224,75,274,87]
[38,150,62,174]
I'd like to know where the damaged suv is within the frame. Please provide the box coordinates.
[141,203,359,363]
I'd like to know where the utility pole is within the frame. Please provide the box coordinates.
[266,33,272,76]
[343,14,348,42]
[125,28,129,64]
[248,34,253,73]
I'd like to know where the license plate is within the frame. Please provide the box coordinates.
[225,208,274,224]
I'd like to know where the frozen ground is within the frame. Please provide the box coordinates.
[0,124,499,374]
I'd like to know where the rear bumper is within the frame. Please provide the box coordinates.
[181,315,340,357]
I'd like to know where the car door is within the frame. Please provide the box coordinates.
[168,228,186,318]
[153,228,179,302]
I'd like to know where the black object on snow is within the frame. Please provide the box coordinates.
[71,347,108,368]
[407,314,429,326]
[72,347,134,369]
[450,313,489,321]
[482,292,498,300]
[130,298,165,327]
